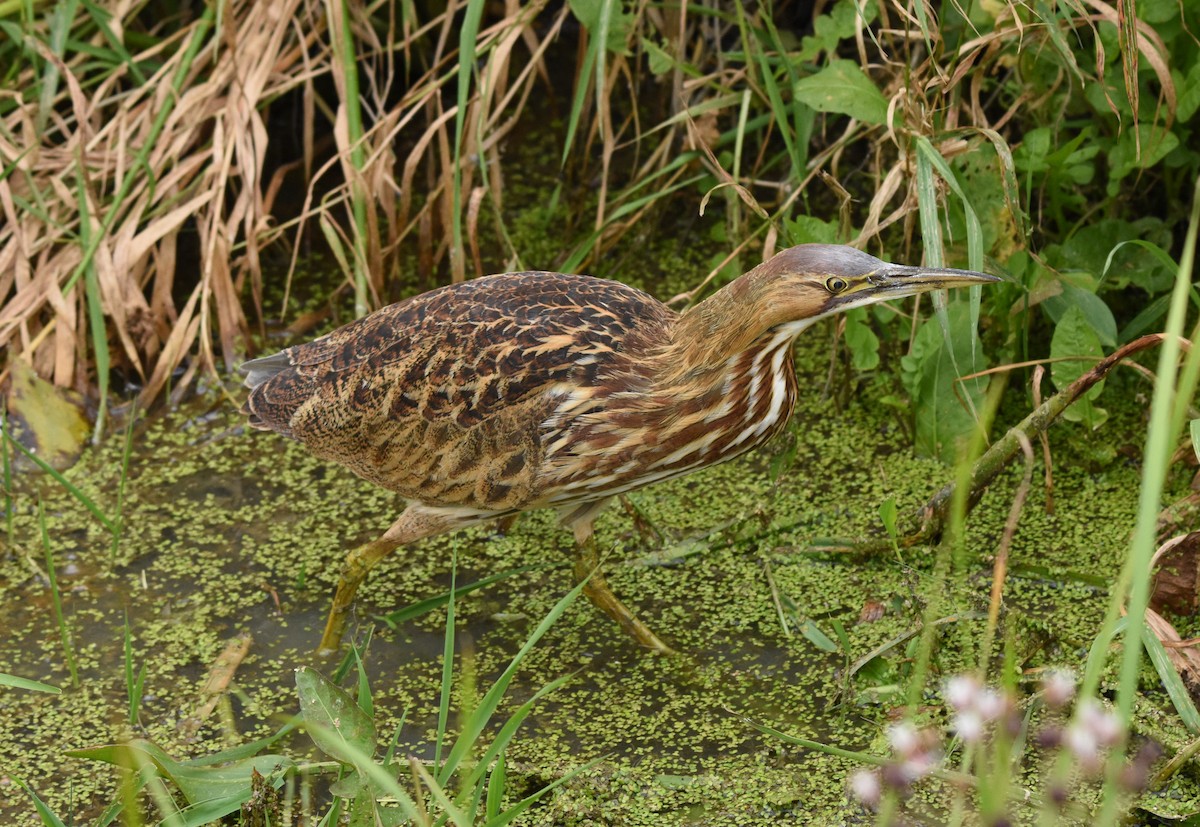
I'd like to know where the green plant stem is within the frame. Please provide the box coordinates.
[39,496,78,688]
[1,407,12,549]
[434,545,458,773]
[112,405,137,565]
[1093,178,1200,824]
[331,0,371,317]
[451,0,487,283]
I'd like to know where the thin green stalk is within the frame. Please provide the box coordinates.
[1,406,13,550]
[434,545,458,773]
[77,153,111,443]
[436,576,586,786]
[1093,179,1200,824]
[330,0,371,316]
[45,7,213,438]
[37,0,79,136]
[124,612,146,726]
[451,0,487,282]
[111,404,137,565]
[39,496,78,688]
[3,428,115,535]
[903,297,1005,713]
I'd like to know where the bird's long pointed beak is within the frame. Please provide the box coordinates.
[870,263,1001,292]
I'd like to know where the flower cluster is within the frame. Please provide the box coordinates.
[847,722,942,809]
[847,670,1162,819]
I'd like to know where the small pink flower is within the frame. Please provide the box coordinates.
[974,688,1006,722]
[944,676,980,711]
[888,722,920,756]
[1065,724,1102,773]
[1042,670,1076,709]
[953,710,985,744]
[1078,700,1123,747]
[849,769,882,807]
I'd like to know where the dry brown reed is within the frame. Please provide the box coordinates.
[0,0,1176,422]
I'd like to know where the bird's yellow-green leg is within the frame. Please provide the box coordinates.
[572,520,675,655]
[318,506,450,654]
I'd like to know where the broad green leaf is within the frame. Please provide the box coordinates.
[1190,419,1200,463]
[295,666,378,766]
[1012,126,1052,173]
[900,318,943,398]
[1137,0,1181,24]
[1041,285,1118,348]
[843,309,881,371]
[909,305,990,462]
[5,360,89,471]
[785,214,838,245]
[567,0,632,54]
[641,38,673,76]
[1178,61,1200,121]
[1108,123,1180,184]
[879,497,898,541]
[1050,305,1108,429]
[799,620,840,653]
[797,0,879,61]
[793,60,889,125]
[67,740,292,813]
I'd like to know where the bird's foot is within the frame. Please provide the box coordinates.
[581,578,676,655]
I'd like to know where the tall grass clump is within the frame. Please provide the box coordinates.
[3,0,1192,426]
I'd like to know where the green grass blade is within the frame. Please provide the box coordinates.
[1090,181,1200,824]
[79,0,147,84]
[1,406,13,547]
[451,0,487,280]
[112,402,136,563]
[484,756,603,827]
[36,0,78,136]
[436,578,586,786]
[124,612,145,725]
[61,5,214,298]
[1142,619,1200,734]
[1,428,115,534]
[330,0,370,315]
[76,155,110,443]
[486,752,506,820]
[434,546,459,773]
[14,778,68,827]
[0,673,61,693]
[39,496,78,688]
[460,672,575,796]
[561,29,599,165]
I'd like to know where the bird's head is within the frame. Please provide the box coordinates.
[671,243,1000,370]
[743,244,1000,332]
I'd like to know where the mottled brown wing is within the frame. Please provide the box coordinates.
[242,272,673,511]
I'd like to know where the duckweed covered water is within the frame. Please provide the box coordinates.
[1,332,1197,824]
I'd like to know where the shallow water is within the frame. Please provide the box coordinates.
[1,341,1197,825]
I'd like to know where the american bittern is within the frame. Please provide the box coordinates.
[242,244,997,654]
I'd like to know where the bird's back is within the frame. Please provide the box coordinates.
[242,272,674,512]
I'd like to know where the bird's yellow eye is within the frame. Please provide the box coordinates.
[826,276,849,293]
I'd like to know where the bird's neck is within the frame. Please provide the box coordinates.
[657,276,815,384]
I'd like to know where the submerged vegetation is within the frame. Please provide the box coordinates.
[1,0,1200,823]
